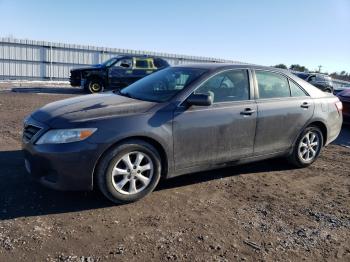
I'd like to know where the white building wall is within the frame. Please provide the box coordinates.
[0,37,241,80]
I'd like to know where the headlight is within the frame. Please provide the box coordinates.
[36,128,97,144]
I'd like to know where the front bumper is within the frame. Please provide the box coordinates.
[22,119,100,191]
[69,71,81,87]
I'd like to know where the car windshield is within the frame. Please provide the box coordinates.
[101,57,119,67]
[119,67,207,102]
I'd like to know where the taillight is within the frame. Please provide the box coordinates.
[335,101,343,114]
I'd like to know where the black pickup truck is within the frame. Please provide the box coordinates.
[70,55,170,93]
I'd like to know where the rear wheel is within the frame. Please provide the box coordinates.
[287,126,323,167]
[96,140,161,204]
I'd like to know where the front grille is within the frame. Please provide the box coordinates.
[23,125,41,143]
[70,71,81,86]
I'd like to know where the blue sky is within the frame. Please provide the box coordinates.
[0,0,349,73]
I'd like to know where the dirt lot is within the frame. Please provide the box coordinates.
[0,88,350,262]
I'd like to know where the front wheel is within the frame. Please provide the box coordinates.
[96,140,161,204]
[287,126,323,168]
[85,79,104,93]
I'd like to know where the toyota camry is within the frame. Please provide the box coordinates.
[22,64,343,203]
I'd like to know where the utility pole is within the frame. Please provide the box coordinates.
[318,65,322,73]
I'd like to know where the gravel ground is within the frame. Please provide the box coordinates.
[0,88,349,262]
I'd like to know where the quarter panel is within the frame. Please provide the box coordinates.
[311,97,342,145]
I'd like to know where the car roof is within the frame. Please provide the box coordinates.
[173,63,290,72]
[173,63,330,98]
[113,55,167,60]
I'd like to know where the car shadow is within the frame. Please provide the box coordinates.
[157,158,295,191]
[11,87,84,95]
[0,149,295,220]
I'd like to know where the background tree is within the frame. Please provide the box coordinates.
[330,71,350,82]
[272,63,350,82]
[274,64,288,69]
[289,64,308,72]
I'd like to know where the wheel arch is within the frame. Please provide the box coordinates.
[86,74,107,88]
[307,121,328,146]
[92,136,169,189]
[290,120,328,156]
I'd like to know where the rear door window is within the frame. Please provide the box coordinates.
[135,59,150,69]
[289,80,308,97]
[256,71,290,99]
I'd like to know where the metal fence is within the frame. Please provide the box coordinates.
[0,37,239,81]
[332,79,350,89]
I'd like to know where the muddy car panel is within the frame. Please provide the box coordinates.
[23,64,343,191]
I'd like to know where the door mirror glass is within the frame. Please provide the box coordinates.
[186,93,213,106]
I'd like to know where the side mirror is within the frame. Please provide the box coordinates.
[186,93,213,106]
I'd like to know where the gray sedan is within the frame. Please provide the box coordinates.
[22,64,343,203]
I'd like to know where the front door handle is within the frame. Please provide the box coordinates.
[240,108,256,115]
[301,102,310,108]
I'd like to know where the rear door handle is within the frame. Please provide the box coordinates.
[240,108,256,115]
[301,102,310,108]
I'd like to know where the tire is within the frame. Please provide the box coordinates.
[287,126,323,168]
[96,140,161,204]
[85,79,104,93]
[324,88,332,93]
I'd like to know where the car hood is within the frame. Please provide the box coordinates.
[31,93,157,126]
[71,65,104,72]
[338,89,350,98]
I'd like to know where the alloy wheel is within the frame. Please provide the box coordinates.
[90,82,101,92]
[111,151,154,195]
[298,131,320,162]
